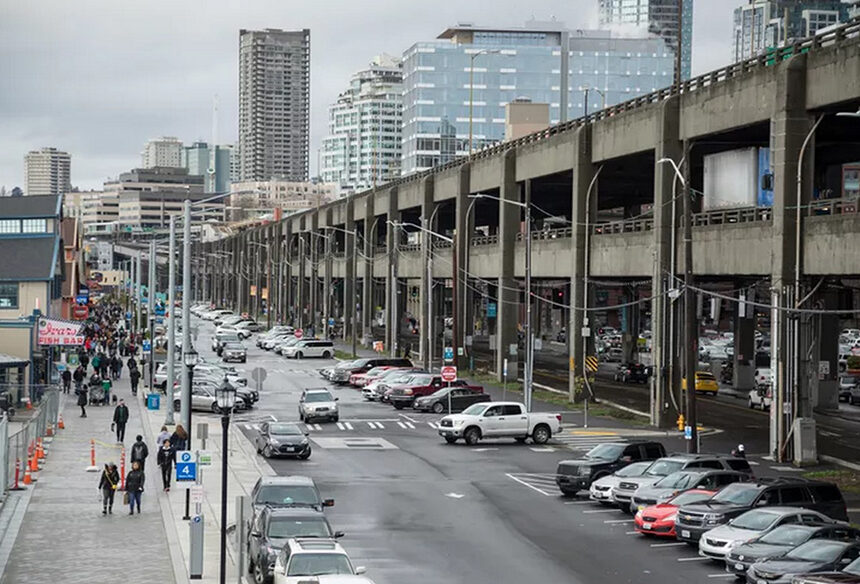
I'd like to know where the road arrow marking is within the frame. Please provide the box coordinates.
[445,493,465,499]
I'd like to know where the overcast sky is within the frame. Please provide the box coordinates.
[0,0,735,191]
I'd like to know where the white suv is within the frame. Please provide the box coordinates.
[283,340,334,359]
[298,388,339,423]
[273,538,366,584]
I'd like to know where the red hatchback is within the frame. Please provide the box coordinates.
[634,489,715,537]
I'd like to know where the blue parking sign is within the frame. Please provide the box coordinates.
[175,450,197,481]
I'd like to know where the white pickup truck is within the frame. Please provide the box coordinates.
[437,401,563,445]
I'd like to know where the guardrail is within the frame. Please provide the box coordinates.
[471,234,499,247]
[807,197,858,216]
[692,206,772,226]
[3,387,60,494]
[516,227,574,241]
[592,218,655,235]
[399,243,421,252]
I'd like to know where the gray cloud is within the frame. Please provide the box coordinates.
[0,0,734,190]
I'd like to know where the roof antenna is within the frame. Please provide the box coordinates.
[208,94,219,190]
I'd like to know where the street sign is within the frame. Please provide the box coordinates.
[684,426,692,440]
[328,318,335,327]
[441,366,457,382]
[503,358,508,378]
[487,302,497,318]
[197,451,212,466]
[294,329,304,340]
[534,338,543,351]
[142,340,151,352]
[75,294,88,304]
[443,347,454,362]
[175,450,197,481]
[189,485,204,503]
[125,311,132,320]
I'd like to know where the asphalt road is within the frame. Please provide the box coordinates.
[191,319,772,584]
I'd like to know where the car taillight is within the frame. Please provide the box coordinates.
[556,414,562,422]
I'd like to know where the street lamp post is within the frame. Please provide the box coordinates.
[214,383,236,584]
[582,86,606,118]
[148,315,156,394]
[182,347,198,520]
[581,166,603,424]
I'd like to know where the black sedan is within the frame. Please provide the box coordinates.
[791,558,860,583]
[727,524,860,578]
[745,540,860,584]
[412,386,491,414]
[254,422,311,459]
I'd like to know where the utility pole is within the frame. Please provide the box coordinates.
[180,199,192,434]
[682,142,698,452]
[166,216,176,425]
[148,239,156,325]
[352,226,358,357]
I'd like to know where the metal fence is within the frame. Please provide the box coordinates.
[2,387,60,494]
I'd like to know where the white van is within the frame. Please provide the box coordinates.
[282,339,335,359]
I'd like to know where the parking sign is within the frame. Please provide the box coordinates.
[175,450,197,481]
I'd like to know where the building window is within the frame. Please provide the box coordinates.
[0,283,18,308]
[22,219,47,233]
[0,220,20,234]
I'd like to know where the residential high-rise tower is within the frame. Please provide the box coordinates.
[140,136,183,168]
[24,147,71,196]
[238,28,310,181]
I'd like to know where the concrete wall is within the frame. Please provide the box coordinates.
[589,232,654,278]
[804,215,860,275]
[469,157,503,194]
[592,108,660,162]
[687,223,773,275]
[806,42,860,110]
[515,132,575,181]
[513,237,575,279]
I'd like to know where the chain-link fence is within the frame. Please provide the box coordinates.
[2,387,60,493]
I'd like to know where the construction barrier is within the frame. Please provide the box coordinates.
[3,389,61,492]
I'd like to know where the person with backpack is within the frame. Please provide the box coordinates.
[98,462,119,515]
[129,367,141,396]
[130,435,149,471]
[156,439,175,491]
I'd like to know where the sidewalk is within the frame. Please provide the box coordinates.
[0,386,175,584]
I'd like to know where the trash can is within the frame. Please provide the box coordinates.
[147,393,160,410]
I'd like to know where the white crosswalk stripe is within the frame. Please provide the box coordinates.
[397,422,406,429]
[344,422,353,430]
[336,422,345,430]
[404,421,415,429]
[506,473,560,496]
[552,434,625,452]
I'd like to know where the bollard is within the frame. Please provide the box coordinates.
[86,439,98,472]
[58,415,65,430]
[46,423,54,437]
[120,448,126,490]
[12,458,21,489]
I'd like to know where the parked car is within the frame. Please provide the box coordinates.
[283,339,335,359]
[789,556,860,584]
[274,337,302,355]
[272,538,365,584]
[250,476,333,515]
[387,375,483,410]
[749,386,773,410]
[755,368,773,390]
[725,523,860,578]
[839,375,860,403]
[698,506,833,560]
[675,478,848,545]
[437,401,562,445]
[263,333,295,351]
[298,388,339,423]
[254,422,312,460]
[257,326,295,347]
[613,362,650,384]
[634,489,716,538]
[329,358,414,384]
[221,341,247,363]
[172,384,247,414]
[212,312,237,326]
[745,540,860,584]
[589,461,655,505]
[349,366,395,387]
[630,469,748,513]
[412,385,491,414]
[212,331,242,356]
[555,441,667,497]
[362,369,425,401]
[248,506,340,584]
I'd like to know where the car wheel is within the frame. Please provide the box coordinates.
[322,351,331,359]
[295,352,303,359]
[464,427,481,445]
[444,436,458,444]
[299,449,311,460]
[432,402,446,414]
[560,488,578,497]
[532,424,551,444]
[248,558,255,575]
[262,445,273,459]
[748,398,754,409]
[253,560,267,584]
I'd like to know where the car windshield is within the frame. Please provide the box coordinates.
[758,526,815,546]
[615,462,653,478]
[843,376,860,384]
[256,485,320,507]
[224,342,243,349]
[462,403,490,416]
[387,373,417,384]
[731,510,781,531]
[268,517,331,539]
[427,388,450,399]
[698,373,716,380]
[645,460,685,477]
[709,483,759,506]
[270,424,302,436]
[287,553,353,577]
[281,338,299,347]
[365,367,387,376]
[844,558,860,577]
[654,471,699,489]
[336,360,362,370]
[669,491,714,506]
[305,392,333,403]
[785,540,848,563]
[407,375,434,386]
[585,443,625,461]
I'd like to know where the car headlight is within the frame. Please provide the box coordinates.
[665,513,677,522]
[635,510,643,519]
[705,513,725,525]
[300,439,309,446]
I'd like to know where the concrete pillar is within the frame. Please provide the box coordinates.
[568,126,595,400]
[454,164,470,369]
[419,177,434,370]
[815,292,840,412]
[344,200,356,340]
[496,150,519,380]
[734,299,756,391]
[282,221,293,325]
[362,196,375,344]
[769,53,814,461]
[297,217,307,329]
[322,209,333,336]
[385,187,399,356]
[309,211,320,335]
[650,95,682,427]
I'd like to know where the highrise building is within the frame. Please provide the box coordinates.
[321,54,403,192]
[181,141,233,193]
[140,136,183,168]
[731,1,852,63]
[238,28,310,182]
[598,0,693,81]
[401,22,673,174]
[24,147,71,196]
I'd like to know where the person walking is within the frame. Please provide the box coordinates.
[156,439,175,491]
[61,368,72,394]
[130,435,149,471]
[77,386,88,417]
[73,366,85,394]
[169,424,188,451]
[98,462,119,515]
[129,366,141,396]
[113,355,123,380]
[156,425,171,449]
[79,352,90,373]
[112,399,129,442]
[124,461,145,515]
[127,355,137,372]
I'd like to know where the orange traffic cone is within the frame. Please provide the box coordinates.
[58,415,65,430]
[25,398,32,410]
[36,439,45,461]
[46,423,54,437]
[22,463,32,485]
[28,454,38,473]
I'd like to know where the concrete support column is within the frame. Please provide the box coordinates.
[282,222,292,325]
[322,210,333,336]
[496,150,519,380]
[344,200,356,341]
[420,178,434,370]
[815,292,840,412]
[568,126,595,400]
[309,211,320,335]
[296,218,307,329]
[385,187,399,356]
[770,54,813,461]
[454,165,470,369]
[650,96,682,427]
[362,198,375,344]
[734,300,756,391]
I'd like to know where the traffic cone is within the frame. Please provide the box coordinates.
[25,398,32,410]
[36,439,45,461]
[58,415,65,430]
[28,453,38,473]
[46,423,54,437]
[22,463,32,486]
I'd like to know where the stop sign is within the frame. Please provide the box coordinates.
[294,328,303,340]
[440,365,457,382]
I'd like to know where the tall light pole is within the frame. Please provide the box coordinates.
[580,166,604,417]
[582,86,606,118]
[214,384,236,584]
[165,216,176,424]
[468,49,501,156]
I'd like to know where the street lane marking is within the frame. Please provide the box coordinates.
[626,530,639,535]
[677,557,709,562]
[376,422,385,429]
[563,501,592,505]
[582,509,618,514]
[314,424,323,431]
[404,421,415,429]
[603,519,634,524]
[530,447,555,452]
[399,413,420,423]
[707,575,736,579]
[427,422,439,429]
[344,422,353,430]
[651,542,686,548]
[506,473,556,497]
[337,422,345,430]
[445,492,465,499]
[397,422,407,429]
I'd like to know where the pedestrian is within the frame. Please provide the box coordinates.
[124,461,145,515]
[127,355,137,372]
[91,353,101,376]
[169,424,188,451]
[77,386,88,417]
[113,356,123,380]
[80,352,90,373]
[102,376,112,405]
[157,439,175,491]
[98,462,119,515]
[156,425,170,449]
[73,366,85,394]
[61,368,71,393]
[130,434,149,470]
[130,366,141,396]
[112,399,129,442]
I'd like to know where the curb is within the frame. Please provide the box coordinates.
[820,455,860,472]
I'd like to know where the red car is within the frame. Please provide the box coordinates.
[634,489,715,537]
[387,374,483,409]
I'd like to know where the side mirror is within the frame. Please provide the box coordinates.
[621,456,633,463]
[334,397,339,401]
[323,498,335,507]
[355,566,367,575]
[304,432,309,437]
[250,530,261,537]
[333,531,345,539]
